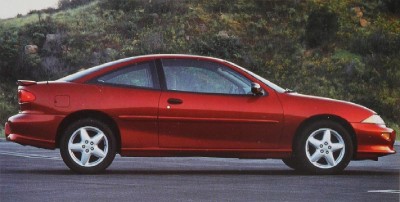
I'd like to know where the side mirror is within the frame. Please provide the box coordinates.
[251,82,264,96]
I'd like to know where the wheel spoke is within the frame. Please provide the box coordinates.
[91,132,105,145]
[308,136,322,149]
[69,143,83,152]
[310,151,324,162]
[331,143,344,152]
[322,129,332,143]
[92,147,106,158]
[325,152,336,166]
[79,128,91,142]
[80,152,91,166]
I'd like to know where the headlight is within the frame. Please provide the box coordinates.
[361,114,386,125]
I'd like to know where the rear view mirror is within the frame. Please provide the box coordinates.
[251,82,263,96]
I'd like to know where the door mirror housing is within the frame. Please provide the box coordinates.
[251,82,264,96]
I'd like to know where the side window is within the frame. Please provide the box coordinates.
[96,62,159,89]
[162,59,252,95]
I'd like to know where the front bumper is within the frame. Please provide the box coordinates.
[351,122,396,160]
[5,113,64,149]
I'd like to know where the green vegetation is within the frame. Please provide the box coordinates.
[0,0,399,139]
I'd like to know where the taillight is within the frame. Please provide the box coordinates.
[18,90,36,103]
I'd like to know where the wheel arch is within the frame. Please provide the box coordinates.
[292,114,357,158]
[56,110,121,153]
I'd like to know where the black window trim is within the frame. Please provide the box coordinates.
[155,59,167,91]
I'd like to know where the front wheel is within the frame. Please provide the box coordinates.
[60,119,116,174]
[294,120,353,174]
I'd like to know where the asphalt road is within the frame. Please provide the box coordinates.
[1,141,399,202]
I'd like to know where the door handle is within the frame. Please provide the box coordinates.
[167,98,183,104]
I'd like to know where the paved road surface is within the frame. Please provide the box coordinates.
[1,142,399,202]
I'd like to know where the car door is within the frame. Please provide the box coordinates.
[158,59,284,149]
[92,60,161,149]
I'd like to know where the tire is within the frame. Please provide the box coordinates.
[60,118,116,174]
[282,157,300,170]
[294,120,353,174]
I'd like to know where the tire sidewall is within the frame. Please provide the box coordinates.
[295,120,353,174]
[60,118,116,174]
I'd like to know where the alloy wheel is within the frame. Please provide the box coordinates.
[67,126,109,167]
[305,128,345,169]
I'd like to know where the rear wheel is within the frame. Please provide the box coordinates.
[60,119,116,174]
[294,120,353,174]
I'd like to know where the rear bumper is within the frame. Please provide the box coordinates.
[351,123,396,160]
[5,113,64,149]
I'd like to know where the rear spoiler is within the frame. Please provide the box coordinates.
[17,80,37,86]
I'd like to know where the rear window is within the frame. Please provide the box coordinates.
[95,62,159,89]
[58,57,137,82]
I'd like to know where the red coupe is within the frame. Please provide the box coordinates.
[5,54,396,174]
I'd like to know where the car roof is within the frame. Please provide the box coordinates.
[58,54,229,82]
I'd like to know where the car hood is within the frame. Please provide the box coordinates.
[277,92,375,123]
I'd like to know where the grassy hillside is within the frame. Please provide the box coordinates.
[1,0,399,135]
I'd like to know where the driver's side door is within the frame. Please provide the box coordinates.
[158,59,284,149]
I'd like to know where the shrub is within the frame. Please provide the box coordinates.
[58,0,95,10]
[0,28,20,82]
[383,0,400,14]
[204,0,238,13]
[0,81,18,128]
[100,0,145,12]
[350,30,400,56]
[305,7,338,48]
[190,35,243,60]
[145,0,188,14]
[20,20,57,48]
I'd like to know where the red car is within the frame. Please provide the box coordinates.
[5,54,396,174]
